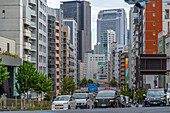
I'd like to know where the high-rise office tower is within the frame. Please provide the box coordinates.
[61,1,91,61]
[97,9,127,45]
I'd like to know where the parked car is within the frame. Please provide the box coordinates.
[51,95,76,110]
[125,96,131,107]
[143,89,166,107]
[166,89,170,105]
[120,95,126,107]
[94,90,121,108]
[73,93,94,109]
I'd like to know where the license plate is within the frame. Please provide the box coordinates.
[101,104,106,106]
[56,107,60,109]
[152,102,157,104]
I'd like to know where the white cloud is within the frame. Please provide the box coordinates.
[47,0,131,49]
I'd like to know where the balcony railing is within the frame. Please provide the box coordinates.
[29,0,36,4]
[31,57,36,61]
[31,33,36,39]
[31,45,36,50]
[31,22,36,27]
[31,9,36,16]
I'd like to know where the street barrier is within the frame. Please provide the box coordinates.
[0,98,52,111]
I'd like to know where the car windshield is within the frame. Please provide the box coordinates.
[125,97,129,102]
[97,91,115,97]
[147,90,164,97]
[73,93,87,99]
[55,96,69,101]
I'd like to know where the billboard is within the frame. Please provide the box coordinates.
[125,59,128,83]
[140,54,167,75]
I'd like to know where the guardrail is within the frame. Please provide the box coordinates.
[0,98,52,111]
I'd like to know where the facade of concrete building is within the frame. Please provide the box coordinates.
[63,19,78,85]
[120,52,128,87]
[94,42,101,54]
[158,33,166,88]
[47,7,57,97]
[62,26,70,80]
[69,43,75,78]
[0,0,23,58]
[97,9,127,45]
[55,8,63,92]
[78,60,84,81]
[0,36,16,55]
[101,30,116,61]
[23,0,38,67]
[61,1,91,61]
[128,6,139,88]
[164,1,170,35]
[83,53,105,80]
[110,43,126,83]
[37,0,48,74]
[0,36,21,98]
[165,33,170,86]
[145,0,163,54]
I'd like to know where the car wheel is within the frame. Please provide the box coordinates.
[68,105,71,109]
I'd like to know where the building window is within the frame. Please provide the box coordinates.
[7,43,10,53]
[165,9,169,19]
[153,13,155,17]
[153,32,156,36]
[153,22,155,26]
[153,42,156,45]
[153,3,155,7]
[2,10,5,19]
[153,51,156,54]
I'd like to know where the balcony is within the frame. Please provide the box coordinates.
[30,9,36,16]
[23,18,31,26]
[56,61,59,64]
[30,45,36,51]
[30,33,36,40]
[24,42,31,50]
[24,29,31,38]
[29,0,36,5]
[121,72,125,75]
[23,55,31,61]
[56,26,59,29]
[56,47,59,50]
[121,55,125,59]
[31,22,36,28]
[56,40,59,44]
[56,68,59,72]
[31,57,36,63]
[56,54,59,58]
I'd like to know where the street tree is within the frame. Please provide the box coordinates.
[61,76,76,95]
[80,78,88,87]
[0,58,10,85]
[15,61,36,98]
[110,78,117,87]
[88,79,93,84]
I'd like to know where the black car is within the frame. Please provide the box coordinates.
[144,89,166,107]
[94,90,121,108]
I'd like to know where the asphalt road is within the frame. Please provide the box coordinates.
[1,107,170,113]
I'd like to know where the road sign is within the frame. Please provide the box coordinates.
[98,62,105,65]
[88,83,98,92]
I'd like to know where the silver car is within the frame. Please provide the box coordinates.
[51,95,76,110]
[73,93,94,109]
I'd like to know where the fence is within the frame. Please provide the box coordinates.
[0,98,52,111]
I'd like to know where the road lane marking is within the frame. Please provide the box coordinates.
[143,107,166,110]
[86,109,112,112]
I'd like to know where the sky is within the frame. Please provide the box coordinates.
[47,0,132,49]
